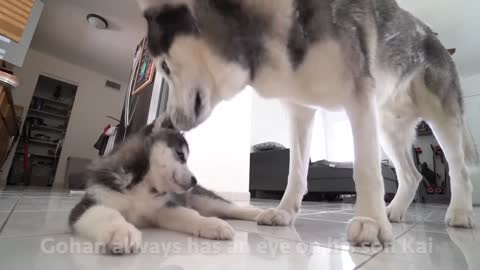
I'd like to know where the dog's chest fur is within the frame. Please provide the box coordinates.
[252,39,353,110]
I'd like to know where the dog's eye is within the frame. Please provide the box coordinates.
[176,151,186,162]
[161,61,170,75]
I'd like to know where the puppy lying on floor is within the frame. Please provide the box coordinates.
[69,115,263,254]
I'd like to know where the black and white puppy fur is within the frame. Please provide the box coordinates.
[69,115,262,254]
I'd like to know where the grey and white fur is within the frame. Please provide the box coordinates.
[69,115,262,254]
[136,0,480,246]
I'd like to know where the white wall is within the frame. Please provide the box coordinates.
[0,49,127,188]
[186,88,253,197]
[250,92,290,147]
[462,74,480,205]
[463,74,480,97]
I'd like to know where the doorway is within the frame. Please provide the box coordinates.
[7,75,77,187]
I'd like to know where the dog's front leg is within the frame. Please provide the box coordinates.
[345,95,393,245]
[155,207,234,240]
[257,102,315,226]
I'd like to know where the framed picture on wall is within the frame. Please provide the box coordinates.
[132,37,156,95]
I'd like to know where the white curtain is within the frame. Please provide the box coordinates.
[250,94,355,162]
[311,111,354,162]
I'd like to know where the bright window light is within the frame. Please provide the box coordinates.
[321,112,354,162]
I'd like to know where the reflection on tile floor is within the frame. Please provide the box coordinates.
[0,188,478,269]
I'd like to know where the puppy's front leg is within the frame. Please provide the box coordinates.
[154,206,234,240]
[70,201,142,254]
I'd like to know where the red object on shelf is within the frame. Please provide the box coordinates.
[433,145,443,155]
[103,124,111,135]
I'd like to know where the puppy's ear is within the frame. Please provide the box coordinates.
[153,113,175,133]
[160,116,175,130]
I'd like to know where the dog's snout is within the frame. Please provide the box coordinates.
[168,88,207,131]
[170,109,194,131]
[191,176,197,186]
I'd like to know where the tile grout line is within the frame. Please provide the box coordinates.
[12,210,73,213]
[232,226,373,256]
[0,197,21,235]
[298,217,349,223]
[352,253,379,270]
[353,221,419,270]
[0,192,76,238]
[0,232,71,240]
[299,209,353,217]
[0,191,27,235]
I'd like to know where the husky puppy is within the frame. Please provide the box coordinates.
[69,116,262,254]
[136,0,479,246]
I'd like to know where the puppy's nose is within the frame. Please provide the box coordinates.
[191,176,197,186]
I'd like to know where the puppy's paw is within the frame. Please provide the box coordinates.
[257,208,294,226]
[347,216,393,246]
[105,222,142,254]
[445,207,474,228]
[196,217,234,240]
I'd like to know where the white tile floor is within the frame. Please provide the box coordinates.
[0,189,479,270]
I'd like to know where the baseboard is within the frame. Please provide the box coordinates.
[217,191,251,202]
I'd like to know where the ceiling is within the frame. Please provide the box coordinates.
[30,0,480,82]
[30,0,146,82]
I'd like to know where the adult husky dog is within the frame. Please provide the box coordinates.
[136,0,479,245]
[69,116,262,254]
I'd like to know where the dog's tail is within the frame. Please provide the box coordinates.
[462,121,480,171]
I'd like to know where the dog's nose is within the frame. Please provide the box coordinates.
[194,90,203,118]
[191,176,197,186]
[171,109,195,131]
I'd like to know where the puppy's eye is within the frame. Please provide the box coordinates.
[176,151,186,162]
[161,61,170,75]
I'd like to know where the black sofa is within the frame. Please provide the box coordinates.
[250,149,398,199]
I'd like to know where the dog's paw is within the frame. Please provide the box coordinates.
[347,216,393,246]
[386,204,405,223]
[197,217,234,240]
[257,208,295,226]
[105,222,142,255]
[445,208,474,228]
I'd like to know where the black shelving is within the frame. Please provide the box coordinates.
[19,137,58,147]
[28,139,58,147]
[33,95,71,107]
[15,152,56,159]
[8,74,77,187]
[29,109,67,120]
[32,125,65,133]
